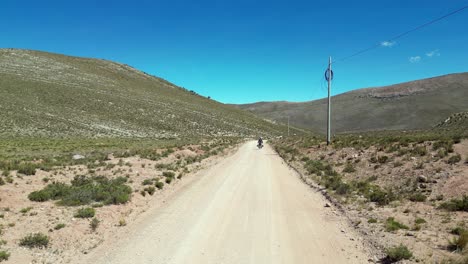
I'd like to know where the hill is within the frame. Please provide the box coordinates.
[0,49,287,138]
[235,73,468,134]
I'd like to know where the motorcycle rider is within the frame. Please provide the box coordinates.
[258,137,263,147]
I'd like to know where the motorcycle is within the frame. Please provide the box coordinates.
[257,142,263,149]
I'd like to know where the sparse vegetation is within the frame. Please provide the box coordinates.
[0,251,10,262]
[155,181,164,190]
[385,244,413,262]
[29,175,132,206]
[74,207,95,218]
[90,218,100,232]
[19,233,49,248]
[342,163,356,173]
[54,223,66,230]
[448,154,462,165]
[408,192,427,202]
[385,217,409,232]
[448,230,468,252]
[439,196,468,212]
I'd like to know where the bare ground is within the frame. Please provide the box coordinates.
[82,141,371,264]
[0,143,235,263]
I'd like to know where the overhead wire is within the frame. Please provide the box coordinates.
[334,5,468,64]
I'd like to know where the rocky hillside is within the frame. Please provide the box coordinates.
[0,49,287,138]
[236,73,468,133]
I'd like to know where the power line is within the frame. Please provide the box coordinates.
[335,5,468,64]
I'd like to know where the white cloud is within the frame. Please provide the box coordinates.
[381,41,396,47]
[426,49,440,57]
[409,56,421,63]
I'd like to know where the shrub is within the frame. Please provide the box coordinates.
[90,218,100,232]
[0,178,4,186]
[451,227,465,235]
[448,230,468,251]
[162,171,175,178]
[368,218,377,224]
[20,207,33,214]
[142,179,153,185]
[119,218,127,226]
[335,182,351,195]
[29,176,132,206]
[378,156,389,164]
[19,233,49,248]
[155,181,164,190]
[0,251,10,261]
[17,163,37,175]
[367,187,396,206]
[385,244,413,262]
[54,223,65,230]
[342,163,356,173]
[385,217,409,232]
[448,154,461,165]
[74,207,95,218]
[414,218,426,224]
[411,146,427,156]
[409,192,426,202]
[439,196,468,212]
[144,186,155,195]
[165,177,173,184]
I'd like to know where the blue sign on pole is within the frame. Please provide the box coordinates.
[324,69,334,81]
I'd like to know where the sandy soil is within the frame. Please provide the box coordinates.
[84,141,371,264]
[276,138,468,263]
[0,142,235,263]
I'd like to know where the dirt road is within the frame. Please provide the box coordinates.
[89,141,370,264]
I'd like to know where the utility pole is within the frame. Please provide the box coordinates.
[326,56,332,145]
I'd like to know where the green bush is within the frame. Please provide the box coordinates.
[19,233,49,248]
[385,244,413,262]
[414,218,426,224]
[439,196,468,212]
[162,171,175,178]
[409,192,427,202]
[385,217,409,232]
[74,207,95,218]
[142,179,153,185]
[342,163,356,173]
[20,207,33,214]
[165,177,173,184]
[448,230,468,251]
[54,223,65,230]
[368,187,396,206]
[144,186,155,195]
[368,218,378,224]
[451,227,465,235]
[90,218,100,232]
[155,181,164,189]
[17,163,37,175]
[411,146,427,156]
[448,154,462,165]
[0,251,10,261]
[29,176,132,206]
[377,155,389,164]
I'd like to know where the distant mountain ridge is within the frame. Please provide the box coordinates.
[0,49,287,138]
[235,73,468,133]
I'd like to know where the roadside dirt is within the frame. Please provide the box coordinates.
[85,141,371,264]
[276,138,468,263]
[0,143,236,264]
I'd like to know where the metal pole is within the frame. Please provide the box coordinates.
[327,56,332,145]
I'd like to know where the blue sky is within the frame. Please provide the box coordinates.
[1,0,467,103]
